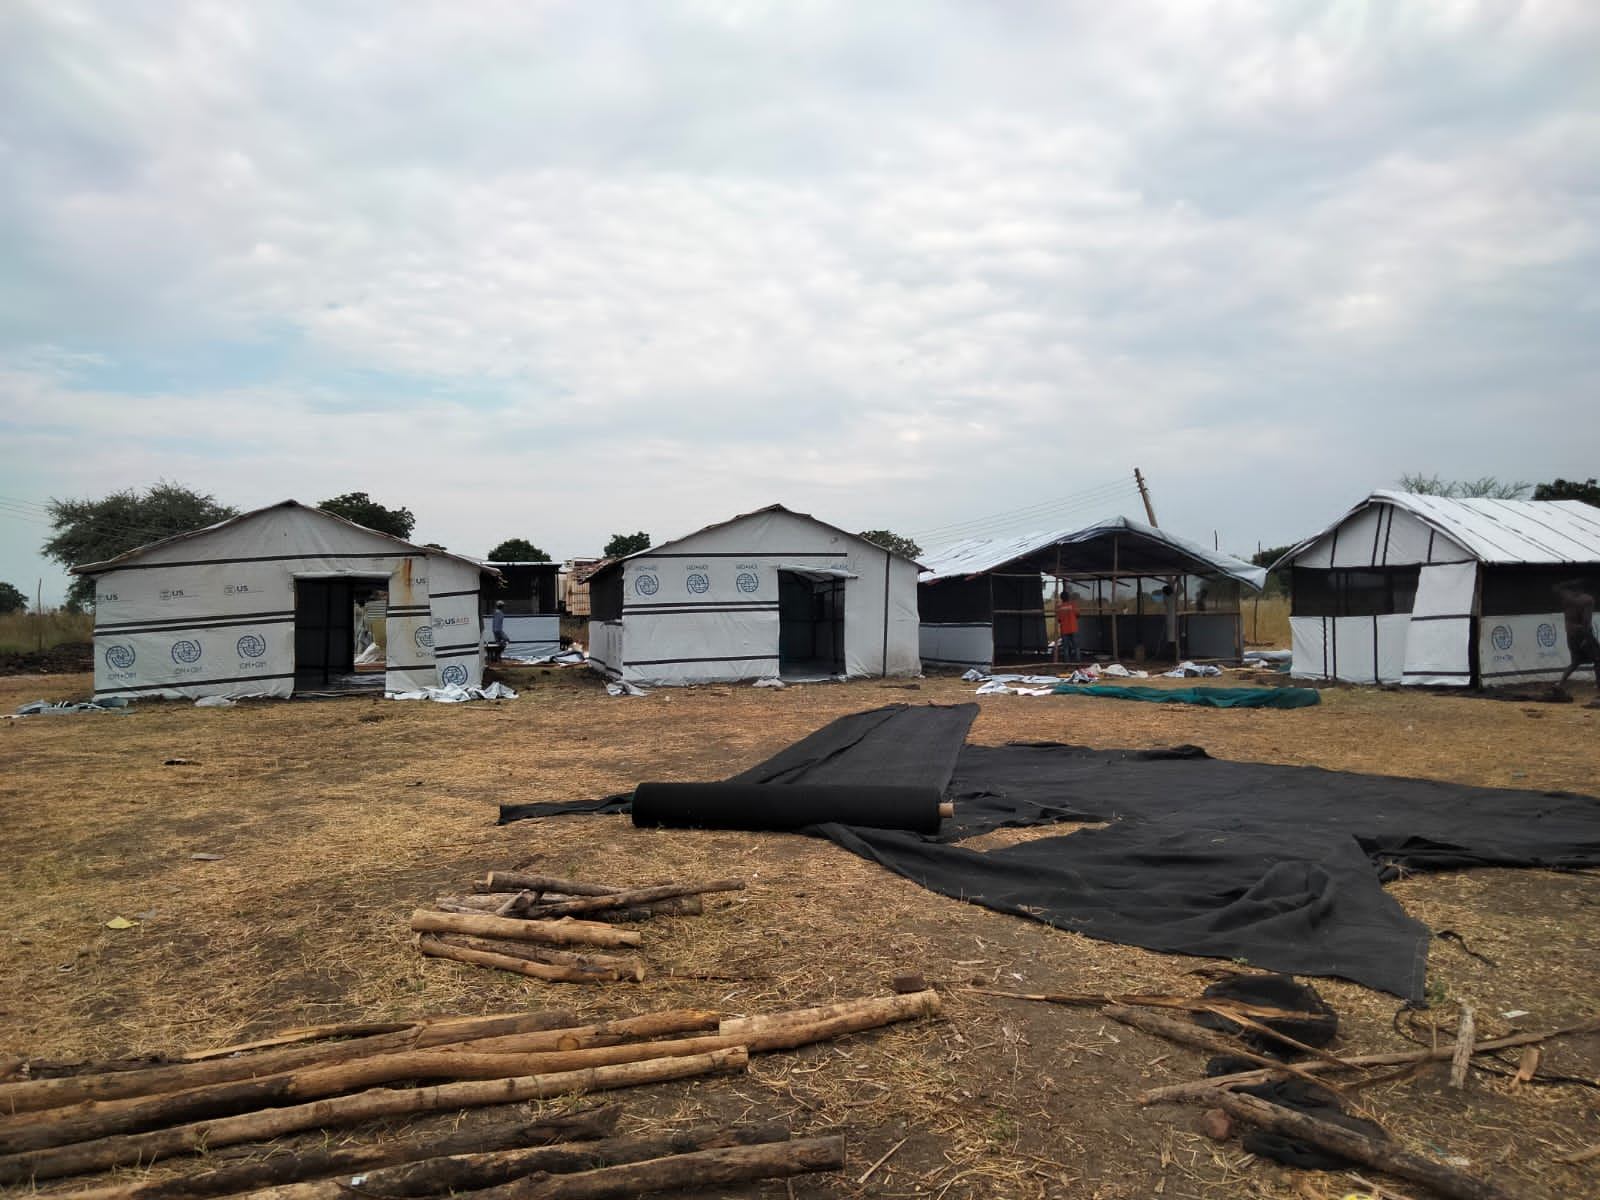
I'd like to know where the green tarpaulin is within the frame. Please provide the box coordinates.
[1051,684,1321,708]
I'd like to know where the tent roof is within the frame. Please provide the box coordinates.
[919,516,1266,590]
[1275,490,1600,568]
[72,500,500,578]
[588,503,923,582]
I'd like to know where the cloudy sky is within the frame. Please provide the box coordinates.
[2,0,1597,602]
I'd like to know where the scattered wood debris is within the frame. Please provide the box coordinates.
[412,872,745,985]
[0,991,939,1191]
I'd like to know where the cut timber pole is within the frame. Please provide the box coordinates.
[58,1107,624,1200]
[720,990,941,1051]
[1192,1087,1515,1200]
[1449,1005,1476,1089]
[0,1049,749,1184]
[424,933,644,978]
[503,880,744,921]
[417,935,644,984]
[234,1122,792,1200]
[457,1136,846,1200]
[482,874,622,896]
[409,910,643,949]
[0,1010,579,1117]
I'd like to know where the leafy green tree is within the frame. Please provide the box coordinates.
[858,529,923,559]
[44,482,239,610]
[317,492,416,539]
[1397,474,1530,499]
[603,531,652,557]
[1532,477,1600,506]
[0,581,27,614]
[487,538,551,562]
[1251,545,1295,595]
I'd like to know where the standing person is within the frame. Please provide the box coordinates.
[490,600,509,661]
[1556,580,1598,689]
[1055,592,1080,664]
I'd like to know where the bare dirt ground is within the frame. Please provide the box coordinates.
[2,665,1598,1200]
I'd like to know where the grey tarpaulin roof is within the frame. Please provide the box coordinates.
[1274,490,1600,568]
[919,516,1266,590]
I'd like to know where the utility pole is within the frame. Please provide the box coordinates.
[1134,467,1158,527]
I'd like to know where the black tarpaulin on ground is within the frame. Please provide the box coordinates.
[498,703,1600,1001]
[632,782,945,834]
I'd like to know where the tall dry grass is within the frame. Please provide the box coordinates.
[0,609,94,654]
[1244,593,1291,647]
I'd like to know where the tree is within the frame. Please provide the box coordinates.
[44,482,239,610]
[317,492,416,540]
[1396,474,1530,499]
[603,531,652,557]
[1251,545,1295,595]
[1533,477,1600,506]
[0,582,27,614]
[487,538,551,562]
[858,530,923,560]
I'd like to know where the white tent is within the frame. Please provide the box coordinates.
[587,505,922,687]
[1277,490,1600,687]
[73,501,499,701]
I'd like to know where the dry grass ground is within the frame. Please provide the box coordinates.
[2,665,1598,1200]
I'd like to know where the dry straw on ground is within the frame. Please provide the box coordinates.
[1,665,1597,1199]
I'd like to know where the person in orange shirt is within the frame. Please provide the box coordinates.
[1055,593,1080,664]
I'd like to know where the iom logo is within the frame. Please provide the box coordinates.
[414,626,434,650]
[635,574,660,596]
[440,663,468,686]
[686,572,709,594]
[171,639,203,664]
[736,571,759,593]
[106,644,136,670]
[1537,622,1558,649]
[1490,624,1513,652]
[236,634,267,659]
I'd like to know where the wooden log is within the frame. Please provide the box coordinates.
[938,802,954,818]
[0,1010,579,1118]
[59,1107,624,1200]
[483,874,623,897]
[461,1010,723,1055]
[417,936,643,984]
[236,1123,790,1200]
[440,896,703,922]
[409,911,642,949]
[1138,1018,1600,1105]
[427,934,645,977]
[1449,1005,1475,1089]
[1192,1087,1515,1200]
[0,1048,749,1183]
[459,1135,846,1200]
[968,986,1333,1022]
[719,990,941,1050]
[497,881,744,921]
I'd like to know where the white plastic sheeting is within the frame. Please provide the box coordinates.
[919,623,994,670]
[588,505,922,688]
[1291,615,1411,685]
[1401,562,1477,685]
[77,502,492,702]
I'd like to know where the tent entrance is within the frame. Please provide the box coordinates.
[293,576,388,692]
[778,570,845,679]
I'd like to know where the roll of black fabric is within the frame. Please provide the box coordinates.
[631,782,945,834]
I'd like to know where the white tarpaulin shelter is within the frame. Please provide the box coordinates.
[918,517,1265,670]
[586,504,922,687]
[73,501,500,701]
[1276,490,1600,687]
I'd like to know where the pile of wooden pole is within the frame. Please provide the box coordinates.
[0,990,940,1192]
[415,871,746,984]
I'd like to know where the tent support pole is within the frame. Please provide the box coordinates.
[1111,537,1120,663]
[881,547,891,678]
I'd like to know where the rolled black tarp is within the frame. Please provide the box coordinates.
[631,781,946,834]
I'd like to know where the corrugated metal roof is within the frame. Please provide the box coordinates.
[919,515,1266,589]
[1279,491,1600,567]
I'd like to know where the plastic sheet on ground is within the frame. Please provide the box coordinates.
[12,697,133,717]
[388,682,519,703]
[606,681,648,697]
[1163,661,1224,678]
[1053,683,1321,708]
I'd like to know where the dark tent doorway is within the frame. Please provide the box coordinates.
[778,569,846,678]
[293,576,388,691]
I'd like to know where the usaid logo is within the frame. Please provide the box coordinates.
[236,634,267,659]
[1537,622,1558,649]
[106,644,136,670]
[414,626,434,650]
[635,574,660,596]
[1490,624,1513,652]
[686,572,709,594]
[440,663,468,686]
[736,571,759,593]
[171,639,203,664]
